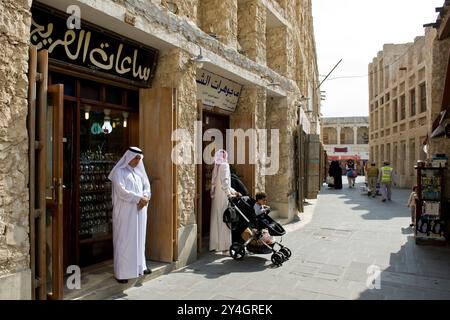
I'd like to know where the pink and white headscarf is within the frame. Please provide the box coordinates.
[210,149,229,199]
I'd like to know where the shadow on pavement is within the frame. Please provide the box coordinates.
[356,236,450,300]
[322,176,411,221]
[173,253,271,279]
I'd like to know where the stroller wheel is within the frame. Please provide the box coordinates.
[271,252,284,266]
[229,243,246,260]
[279,247,292,259]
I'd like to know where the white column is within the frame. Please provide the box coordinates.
[353,126,358,145]
[336,126,341,145]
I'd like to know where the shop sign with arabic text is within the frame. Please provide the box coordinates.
[30,5,158,87]
[196,70,243,112]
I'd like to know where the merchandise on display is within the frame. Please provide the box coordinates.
[79,150,120,239]
[414,164,447,243]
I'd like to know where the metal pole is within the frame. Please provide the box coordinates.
[317,59,343,89]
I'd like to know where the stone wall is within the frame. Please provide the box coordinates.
[265,97,289,217]
[265,94,299,220]
[429,29,450,128]
[153,49,198,227]
[427,28,450,200]
[237,0,266,65]
[266,26,287,77]
[0,0,32,299]
[200,0,238,49]
[233,86,267,193]
[165,0,198,22]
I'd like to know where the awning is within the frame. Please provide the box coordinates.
[431,109,449,138]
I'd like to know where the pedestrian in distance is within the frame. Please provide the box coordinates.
[108,147,152,284]
[378,160,396,202]
[407,186,419,227]
[366,162,379,198]
[328,160,343,189]
[346,160,357,188]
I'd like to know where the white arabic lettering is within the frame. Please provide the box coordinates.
[90,43,114,70]
[133,49,150,81]
[31,19,54,50]
[115,44,132,75]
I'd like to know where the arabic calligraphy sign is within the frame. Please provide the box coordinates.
[196,70,243,113]
[30,5,158,87]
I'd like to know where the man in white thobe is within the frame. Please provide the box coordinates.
[108,147,151,283]
[209,150,240,252]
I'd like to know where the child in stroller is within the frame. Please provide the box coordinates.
[224,192,292,267]
[254,192,270,218]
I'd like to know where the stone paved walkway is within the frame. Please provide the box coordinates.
[112,177,450,300]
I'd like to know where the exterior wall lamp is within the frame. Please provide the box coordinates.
[191,46,210,69]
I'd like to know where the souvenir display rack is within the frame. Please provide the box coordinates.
[414,163,447,245]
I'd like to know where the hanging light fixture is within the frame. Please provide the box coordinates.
[84,105,91,120]
[102,109,113,134]
[123,112,129,128]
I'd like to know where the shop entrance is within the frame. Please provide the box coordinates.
[200,111,230,252]
[48,72,140,271]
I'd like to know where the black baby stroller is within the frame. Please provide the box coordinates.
[223,195,292,267]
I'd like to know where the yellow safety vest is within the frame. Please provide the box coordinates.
[381,166,393,183]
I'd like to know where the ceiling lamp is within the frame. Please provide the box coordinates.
[84,105,91,120]
[102,109,113,134]
[123,112,129,128]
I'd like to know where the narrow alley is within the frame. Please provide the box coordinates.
[112,178,450,300]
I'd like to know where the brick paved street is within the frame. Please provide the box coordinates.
[112,177,450,300]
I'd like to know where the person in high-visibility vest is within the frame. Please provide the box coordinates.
[378,161,396,202]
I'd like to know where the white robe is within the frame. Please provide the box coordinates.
[209,163,235,252]
[111,166,151,280]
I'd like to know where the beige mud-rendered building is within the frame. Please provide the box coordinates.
[368,37,431,188]
[321,117,369,173]
[0,0,322,299]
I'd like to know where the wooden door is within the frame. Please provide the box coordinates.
[139,88,176,263]
[296,125,304,212]
[46,84,65,299]
[306,134,320,199]
[229,113,255,197]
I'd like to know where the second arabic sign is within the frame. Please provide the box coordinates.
[31,4,158,87]
[196,70,242,113]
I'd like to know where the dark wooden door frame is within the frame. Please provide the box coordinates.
[199,109,230,252]
[46,84,65,300]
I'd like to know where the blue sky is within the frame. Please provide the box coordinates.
[313,0,444,117]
